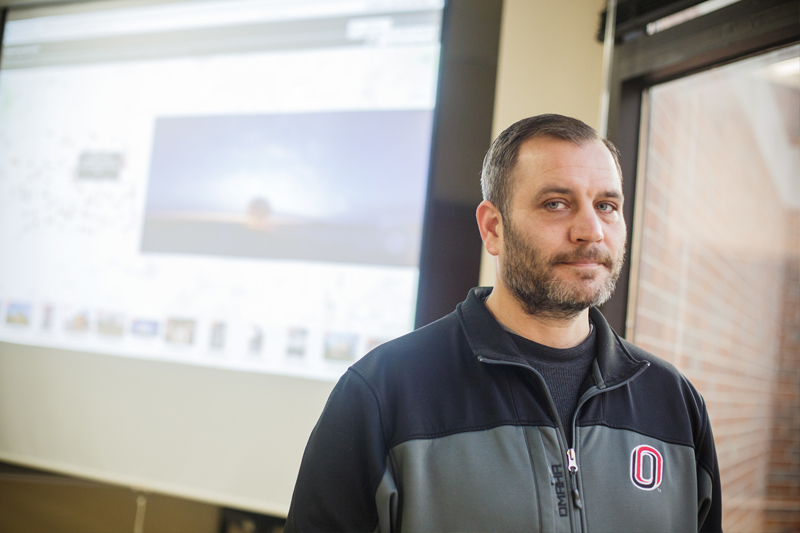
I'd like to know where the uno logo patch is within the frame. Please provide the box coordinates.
[630,445,663,491]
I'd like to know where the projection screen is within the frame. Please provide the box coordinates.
[0,0,444,515]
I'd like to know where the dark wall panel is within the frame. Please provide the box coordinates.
[415,0,503,328]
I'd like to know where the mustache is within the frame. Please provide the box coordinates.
[550,248,615,268]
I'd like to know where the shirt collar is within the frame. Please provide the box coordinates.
[456,287,647,389]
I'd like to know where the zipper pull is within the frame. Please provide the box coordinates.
[572,488,583,509]
[567,448,578,473]
[566,449,583,509]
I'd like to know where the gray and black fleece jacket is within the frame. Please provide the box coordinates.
[286,287,722,532]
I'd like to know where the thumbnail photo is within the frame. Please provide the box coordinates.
[165,318,196,346]
[131,319,160,338]
[63,308,90,333]
[77,151,124,180]
[248,325,263,355]
[286,327,308,358]
[209,321,226,350]
[97,312,125,337]
[6,302,31,326]
[324,332,358,362]
[140,110,433,267]
[41,305,54,331]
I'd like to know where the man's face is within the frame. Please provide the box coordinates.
[498,137,626,319]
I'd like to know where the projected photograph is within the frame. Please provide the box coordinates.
[63,309,90,333]
[77,152,124,180]
[209,322,226,350]
[286,327,308,358]
[97,312,125,337]
[140,110,433,267]
[41,305,54,330]
[165,319,195,346]
[6,302,31,326]
[247,326,263,355]
[324,332,358,362]
[131,319,159,338]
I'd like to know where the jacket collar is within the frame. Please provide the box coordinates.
[456,287,648,389]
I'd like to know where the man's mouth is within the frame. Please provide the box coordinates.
[560,261,603,268]
[552,250,613,270]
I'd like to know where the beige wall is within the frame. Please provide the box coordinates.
[479,0,607,286]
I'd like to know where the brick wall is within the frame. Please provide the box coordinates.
[765,209,800,533]
[631,68,799,532]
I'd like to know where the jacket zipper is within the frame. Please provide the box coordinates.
[477,357,583,531]
[565,361,651,528]
[566,448,582,510]
[478,355,650,532]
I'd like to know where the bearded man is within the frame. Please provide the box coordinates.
[286,114,722,533]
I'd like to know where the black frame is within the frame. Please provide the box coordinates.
[0,8,6,52]
[600,0,800,335]
[414,0,503,328]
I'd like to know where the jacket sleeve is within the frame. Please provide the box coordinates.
[285,368,392,533]
[697,405,723,532]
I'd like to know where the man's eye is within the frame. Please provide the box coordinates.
[545,201,564,210]
[597,202,616,212]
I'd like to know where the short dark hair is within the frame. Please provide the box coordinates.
[480,114,622,216]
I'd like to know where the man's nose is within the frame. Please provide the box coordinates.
[570,204,604,244]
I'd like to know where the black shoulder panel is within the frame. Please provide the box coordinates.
[351,311,552,448]
[579,338,707,449]
[286,370,386,532]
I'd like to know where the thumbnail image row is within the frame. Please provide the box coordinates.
[2,302,387,362]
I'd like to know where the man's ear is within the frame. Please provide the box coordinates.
[476,200,503,256]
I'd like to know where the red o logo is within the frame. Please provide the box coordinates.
[630,445,663,491]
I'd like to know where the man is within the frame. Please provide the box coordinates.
[286,114,722,532]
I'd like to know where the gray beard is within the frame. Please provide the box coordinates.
[500,219,625,320]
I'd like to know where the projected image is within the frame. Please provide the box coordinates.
[131,320,159,338]
[165,319,195,346]
[324,332,358,362]
[63,309,90,333]
[140,110,433,267]
[247,326,264,355]
[77,152,124,180]
[97,312,125,337]
[6,302,31,326]
[286,327,308,358]
[209,322,226,351]
[41,305,54,330]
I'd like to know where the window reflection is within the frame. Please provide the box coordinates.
[630,44,800,533]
